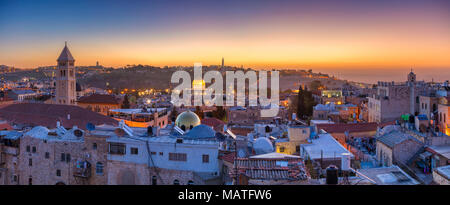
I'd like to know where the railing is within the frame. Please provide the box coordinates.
[73,167,91,178]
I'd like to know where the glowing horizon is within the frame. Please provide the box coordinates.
[1,0,449,72]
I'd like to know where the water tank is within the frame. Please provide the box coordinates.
[341,153,351,171]
[147,126,153,136]
[326,165,338,185]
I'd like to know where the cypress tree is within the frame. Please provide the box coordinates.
[297,85,305,119]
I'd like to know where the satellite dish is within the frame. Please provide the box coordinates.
[73,129,83,138]
[114,128,125,137]
[86,123,95,131]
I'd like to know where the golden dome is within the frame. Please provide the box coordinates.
[175,110,201,131]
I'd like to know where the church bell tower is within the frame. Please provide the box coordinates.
[55,42,76,105]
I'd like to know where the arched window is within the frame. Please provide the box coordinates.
[96,162,104,175]
[152,176,157,185]
[180,125,186,131]
[173,179,180,185]
[187,180,194,185]
[93,143,97,150]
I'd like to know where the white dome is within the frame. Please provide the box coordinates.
[253,137,274,155]
[378,125,401,136]
[26,126,50,139]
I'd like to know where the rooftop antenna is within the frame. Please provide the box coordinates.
[226,129,237,140]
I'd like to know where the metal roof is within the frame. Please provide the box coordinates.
[377,130,414,148]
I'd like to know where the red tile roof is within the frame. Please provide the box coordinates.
[0,123,13,130]
[77,94,120,105]
[201,118,225,131]
[317,122,379,133]
[0,103,118,129]
[220,152,236,164]
[233,158,308,180]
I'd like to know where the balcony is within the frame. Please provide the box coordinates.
[73,161,91,178]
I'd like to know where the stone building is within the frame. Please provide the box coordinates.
[368,71,433,123]
[227,106,287,126]
[275,125,314,155]
[437,97,450,135]
[97,111,221,185]
[320,90,344,105]
[376,125,423,167]
[6,124,108,185]
[77,93,122,116]
[432,165,450,185]
[0,131,22,185]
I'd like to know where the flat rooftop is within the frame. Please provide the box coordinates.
[435,165,450,180]
[301,133,353,160]
[110,108,167,115]
[357,166,420,185]
[427,145,450,160]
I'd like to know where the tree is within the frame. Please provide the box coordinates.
[304,85,315,117]
[195,106,204,120]
[170,108,178,122]
[122,95,130,109]
[297,85,305,119]
[212,106,227,122]
[296,85,316,120]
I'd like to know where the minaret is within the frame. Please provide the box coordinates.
[221,57,224,68]
[55,42,76,105]
[408,68,416,114]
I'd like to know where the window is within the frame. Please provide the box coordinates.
[32,146,36,153]
[131,147,139,155]
[202,154,209,163]
[56,170,61,177]
[109,143,126,155]
[45,152,50,159]
[28,159,32,166]
[279,147,285,153]
[96,162,104,175]
[173,179,180,185]
[61,153,66,162]
[151,152,156,155]
[152,176,157,185]
[159,152,163,156]
[169,153,187,161]
[187,180,194,185]
[28,177,32,185]
[66,154,71,162]
[26,146,30,152]
[296,145,300,152]
[93,143,97,150]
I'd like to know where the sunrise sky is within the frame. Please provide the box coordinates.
[1,0,449,82]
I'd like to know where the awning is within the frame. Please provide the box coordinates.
[419,151,432,160]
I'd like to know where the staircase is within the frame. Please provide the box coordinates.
[406,146,426,166]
